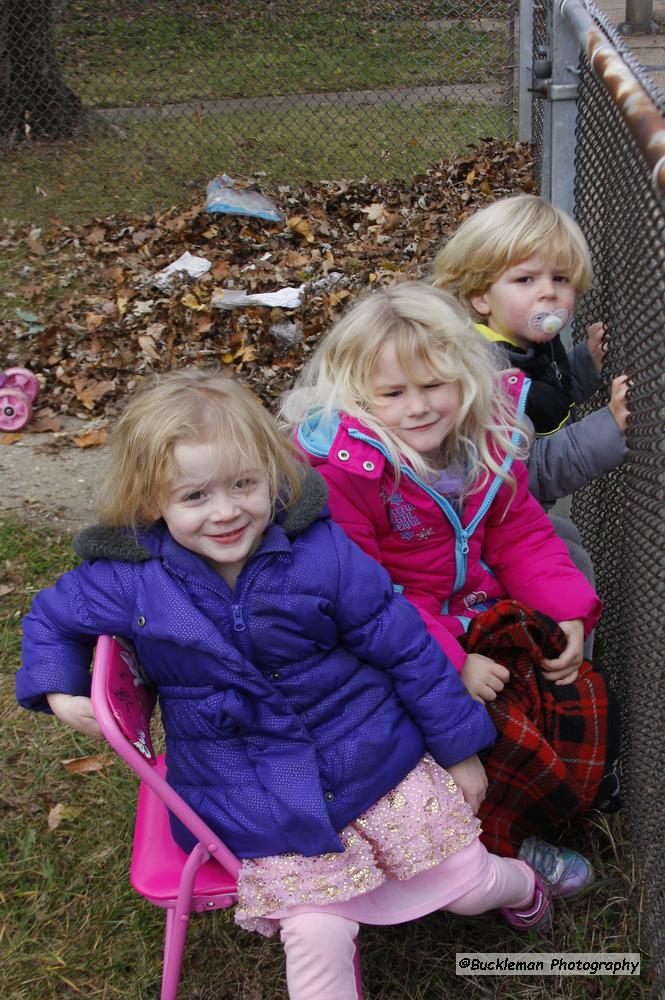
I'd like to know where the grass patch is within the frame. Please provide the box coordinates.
[0,515,652,997]
[0,101,507,227]
[55,7,507,106]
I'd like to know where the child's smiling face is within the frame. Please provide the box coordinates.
[160,440,272,588]
[365,340,461,462]
[470,253,576,349]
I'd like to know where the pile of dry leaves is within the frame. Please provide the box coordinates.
[1,140,535,448]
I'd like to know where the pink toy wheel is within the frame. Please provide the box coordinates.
[0,387,32,431]
[4,367,40,402]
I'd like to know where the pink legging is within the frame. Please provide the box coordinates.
[279,846,534,1000]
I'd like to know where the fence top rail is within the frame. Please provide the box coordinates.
[559,0,665,202]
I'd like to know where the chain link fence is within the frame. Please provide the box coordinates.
[1,0,517,219]
[529,0,665,988]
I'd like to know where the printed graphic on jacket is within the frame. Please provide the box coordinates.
[381,488,434,542]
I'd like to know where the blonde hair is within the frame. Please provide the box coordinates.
[100,368,303,528]
[432,194,593,319]
[281,282,529,495]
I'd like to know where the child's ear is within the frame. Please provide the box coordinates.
[470,292,491,316]
[142,500,161,524]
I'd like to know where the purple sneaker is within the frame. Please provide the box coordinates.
[518,837,594,900]
[501,872,553,933]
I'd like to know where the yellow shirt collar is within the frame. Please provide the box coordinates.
[474,322,523,349]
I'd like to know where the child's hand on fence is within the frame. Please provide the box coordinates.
[46,692,104,740]
[461,653,510,703]
[446,754,488,815]
[539,619,585,685]
[608,374,630,433]
[586,321,607,372]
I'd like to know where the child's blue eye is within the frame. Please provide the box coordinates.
[184,490,205,502]
[382,390,403,398]
[515,275,533,283]
[234,478,257,490]
[554,275,570,283]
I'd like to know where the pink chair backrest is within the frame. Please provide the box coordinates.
[91,635,242,879]
[103,635,158,764]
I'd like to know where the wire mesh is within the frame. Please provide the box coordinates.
[0,0,517,217]
[530,0,551,187]
[560,9,665,990]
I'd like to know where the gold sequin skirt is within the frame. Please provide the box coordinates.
[235,754,480,935]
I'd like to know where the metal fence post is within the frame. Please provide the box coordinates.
[539,1,580,220]
[619,0,660,34]
[518,0,535,141]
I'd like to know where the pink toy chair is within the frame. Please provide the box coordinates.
[91,635,364,1000]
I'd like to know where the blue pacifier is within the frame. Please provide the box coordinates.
[527,309,568,335]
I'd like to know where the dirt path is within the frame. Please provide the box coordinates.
[1,424,107,533]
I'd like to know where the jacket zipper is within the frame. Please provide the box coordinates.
[347,429,472,592]
[549,344,563,381]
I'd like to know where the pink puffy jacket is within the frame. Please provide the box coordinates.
[296,376,602,670]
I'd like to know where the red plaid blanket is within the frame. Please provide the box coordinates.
[464,600,620,857]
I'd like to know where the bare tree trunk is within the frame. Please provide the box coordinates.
[0,0,85,140]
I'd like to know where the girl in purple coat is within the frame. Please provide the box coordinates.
[284,282,619,899]
[19,369,557,1000]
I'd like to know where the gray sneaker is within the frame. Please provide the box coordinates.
[518,837,594,900]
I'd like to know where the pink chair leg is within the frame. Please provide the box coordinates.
[353,937,364,1000]
[160,844,211,1000]
[161,910,178,1000]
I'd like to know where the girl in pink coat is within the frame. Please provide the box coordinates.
[283,281,619,900]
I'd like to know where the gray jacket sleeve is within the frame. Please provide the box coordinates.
[527,405,628,507]
[568,342,601,403]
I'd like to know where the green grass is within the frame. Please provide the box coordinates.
[2,1,514,228]
[0,100,506,226]
[0,515,652,998]
[55,7,506,106]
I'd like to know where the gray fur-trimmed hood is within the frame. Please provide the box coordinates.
[74,464,328,563]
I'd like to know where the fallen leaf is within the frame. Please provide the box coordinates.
[62,754,113,774]
[138,334,160,360]
[181,292,209,312]
[29,417,62,433]
[27,231,47,256]
[235,344,257,363]
[86,226,106,245]
[212,259,231,280]
[84,312,104,331]
[48,802,82,830]
[0,583,14,597]
[1,433,22,445]
[133,300,155,316]
[283,250,310,267]
[287,216,315,243]
[73,377,116,410]
[191,314,213,337]
[361,203,386,224]
[73,428,109,448]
